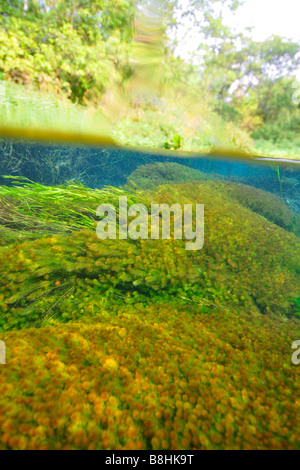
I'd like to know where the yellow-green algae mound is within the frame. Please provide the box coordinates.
[126,162,221,191]
[0,176,299,450]
[127,162,300,236]
[0,306,299,450]
[217,182,300,237]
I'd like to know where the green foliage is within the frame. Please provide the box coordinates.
[252,120,300,144]
[291,296,300,318]
[0,80,111,139]
[249,77,300,149]
[0,177,142,244]
[163,134,183,150]
[0,0,299,158]
[201,31,300,155]
[254,138,300,159]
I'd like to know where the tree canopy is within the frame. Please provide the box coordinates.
[0,0,299,156]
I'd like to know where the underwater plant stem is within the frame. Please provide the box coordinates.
[270,163,283,198]
[277,167,283,199]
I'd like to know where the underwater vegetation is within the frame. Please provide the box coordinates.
[127,162,300,236]
[0,305,299,450]
[0,164,299,450]
[208,181,300,237]
[0,178,143,245]
[0,140,161,188]
[127,160,300,203]
[125,162,222,191]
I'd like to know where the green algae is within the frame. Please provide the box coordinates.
[0,175,299,332]
[126,162,221,191]
[0,177,143,244]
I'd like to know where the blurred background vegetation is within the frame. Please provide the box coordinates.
[0,0,299,157]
